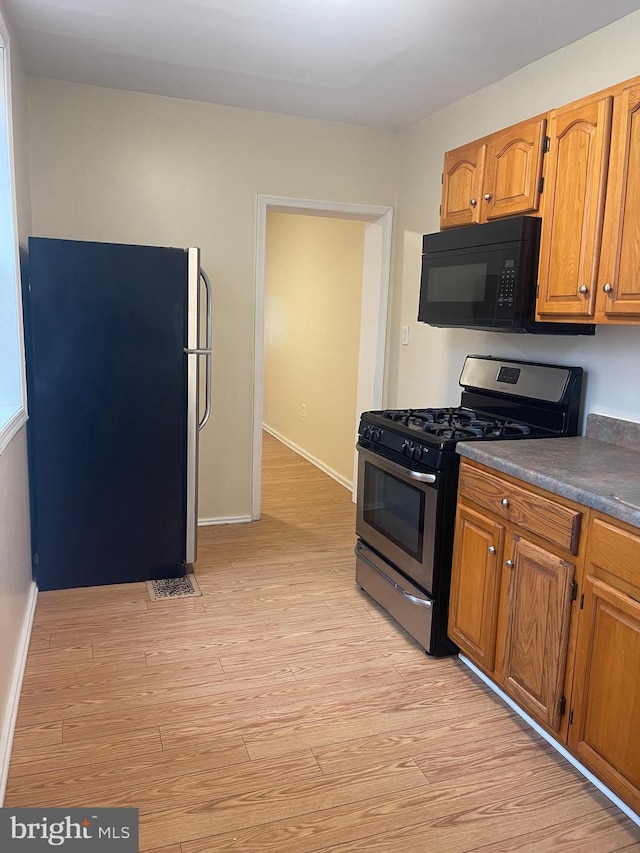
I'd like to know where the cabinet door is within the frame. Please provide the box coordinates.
[570,577,640,813]
[597,82,640,321]
[501,537,575,732]
[569,516,640,813]
[448,505,504,671]
[483,116,546,220]
[440,141,486,229]
[537,95,613,319]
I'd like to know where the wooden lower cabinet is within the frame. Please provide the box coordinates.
[448,505,503,670]
[500,536,575,732]
[568,515,640,814]
[450,460,640,814]
[450,461,582,736]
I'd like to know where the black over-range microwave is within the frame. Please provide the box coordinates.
[418,216,595,335]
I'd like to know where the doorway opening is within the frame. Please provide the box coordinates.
[253,195,393,520]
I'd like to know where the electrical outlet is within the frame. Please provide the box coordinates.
[302,403,307,418]
[401,325,410,346]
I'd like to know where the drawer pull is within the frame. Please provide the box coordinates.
[505,559,514,568]
[501,498,509,508]
[488,546,496,554]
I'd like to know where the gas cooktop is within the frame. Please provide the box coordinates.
[358,355,584,471]
[379,406,534,440]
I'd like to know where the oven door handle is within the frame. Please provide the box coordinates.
[357,443,437,484]
[354,543,433,608]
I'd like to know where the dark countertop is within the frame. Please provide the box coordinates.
[457,435,640,529]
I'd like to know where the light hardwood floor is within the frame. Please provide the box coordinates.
[6,432,640,851]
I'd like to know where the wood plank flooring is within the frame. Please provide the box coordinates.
[6,432,640,851]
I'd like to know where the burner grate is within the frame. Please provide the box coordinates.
[382,407,533,439]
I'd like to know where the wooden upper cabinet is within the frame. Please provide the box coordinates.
[536,93,613,320]
[483,116,546,220]
[500,537,575,732]
[440,116,546,229]
[440,141,486,228]
[597,82,640,321]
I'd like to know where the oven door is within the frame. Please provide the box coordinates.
[356,444,437,592]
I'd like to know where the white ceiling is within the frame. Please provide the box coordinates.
[4,0,640,129]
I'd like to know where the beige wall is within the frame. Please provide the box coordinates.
[23,10,640,530]
[26,79,398,521]
[264,213,364,485]
[0,8,34,800]
[389,11,640,422]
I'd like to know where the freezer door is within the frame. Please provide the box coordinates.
[184,247,213,564]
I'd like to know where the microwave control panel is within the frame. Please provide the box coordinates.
[496,258,517,318]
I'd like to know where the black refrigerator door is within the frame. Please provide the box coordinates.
[26,237,189,591]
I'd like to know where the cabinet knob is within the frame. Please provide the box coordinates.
[488,546,496,554]
[470,197,477,207]
[501,498,509,508]
[505,559,514,569]
[483,193,492,201]
[603,283,613,294]
[578,285,589,295]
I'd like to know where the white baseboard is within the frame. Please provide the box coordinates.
[263,425,352,491]
[458,654,640,828]
[0,580,38,806]
[198,516,252,526]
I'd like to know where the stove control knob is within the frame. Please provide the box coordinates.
[373,428,382,441]
[413,445,422,460]
[401,440,410,455]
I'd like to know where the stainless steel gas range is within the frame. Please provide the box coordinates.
[355,355,584,656]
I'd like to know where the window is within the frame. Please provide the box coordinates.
[0,25,27,452]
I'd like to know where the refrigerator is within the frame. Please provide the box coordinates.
[23,237,212,591]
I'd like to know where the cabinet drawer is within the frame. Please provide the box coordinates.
[587,516,640,597]
[458,464,582,554]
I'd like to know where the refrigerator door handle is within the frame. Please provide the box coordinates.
[183,270,213,431]
[197,268,213,432]
[185,247,209,565]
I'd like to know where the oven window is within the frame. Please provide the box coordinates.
[362,464,424,561]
